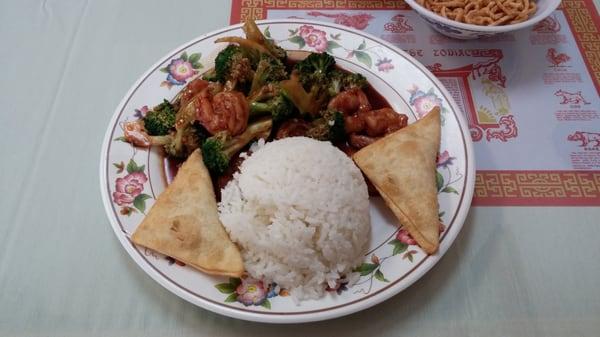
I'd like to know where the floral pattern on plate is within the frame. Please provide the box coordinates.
[111,159,152,216]
[160,52,203,89]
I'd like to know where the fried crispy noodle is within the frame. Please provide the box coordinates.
[416,0,536,26]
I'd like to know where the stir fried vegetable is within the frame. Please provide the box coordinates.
[249,90,295,122]
[242,19,286,61]
[327,70,367,96]
[202,118,273,174]
[249,54,288,96]
[295,52,336,88]
[122,19,409,181]
[149,122,209,159]
[206,44,256,91]
[306,110,346,143]
[280,73,326,116]
[143,100,176,136]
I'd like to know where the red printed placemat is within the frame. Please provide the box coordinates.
[230,0,600,206]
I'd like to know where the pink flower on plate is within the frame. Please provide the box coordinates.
[298,25,328,52]
[436,150,455,168]
[396,228,417,245]
[112,172,148,206]
[134,105,149,119]
[236,277,267,306]
[167,58,197,84]
[376,58,394,72]
[412,93,442,118]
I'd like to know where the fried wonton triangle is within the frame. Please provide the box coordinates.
[353,107,441,254]
[131,149,244,277]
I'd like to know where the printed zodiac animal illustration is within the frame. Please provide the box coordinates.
[554,90,590,105]
[546,48,570,67]
[568,131,600,147]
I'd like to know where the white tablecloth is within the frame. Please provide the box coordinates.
[1,1,599,336]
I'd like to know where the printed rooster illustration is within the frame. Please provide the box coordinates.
[306,11,374,30]
[532,16,560,33]
[546,48,570,67]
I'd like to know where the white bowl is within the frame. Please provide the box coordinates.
[404,0,562,39]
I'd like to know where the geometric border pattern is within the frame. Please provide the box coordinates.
[474,171,600,206]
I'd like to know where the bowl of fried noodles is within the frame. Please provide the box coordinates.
[405,0,561,39]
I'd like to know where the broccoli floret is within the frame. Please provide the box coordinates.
[285,53,338,114]
[150,122,210,159]
[202,118,273,175]
[295,52,335,89]
[280,72,328,116]
[249,54,288,96]
[295,52,336,78]
[306,110,346,143]
[212,45,255,90]
[328,70,368,96]
[249,92,295,122]
[214,45,240,82]
[143,100,176,136]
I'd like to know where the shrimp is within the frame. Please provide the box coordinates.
[179,78,209,108]
[327,88,371,115]
[195,90,249,136]
[359,108,408,137]
[344,114,365,134]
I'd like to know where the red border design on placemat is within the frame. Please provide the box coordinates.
[473,170,600,206]
[561,0,600,94]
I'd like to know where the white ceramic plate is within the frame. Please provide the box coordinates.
[99,19,475,323]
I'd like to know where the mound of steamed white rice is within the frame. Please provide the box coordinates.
[218,137,370,301]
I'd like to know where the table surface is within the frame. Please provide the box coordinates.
[1,1,599,336]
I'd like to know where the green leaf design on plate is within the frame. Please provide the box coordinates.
[126,159,137,174]
[374,269,389,282]
[442,186,459,194]
[113,136,127,142]
[215,283,235,294]
[388,239,408,255]
[288,35,305,49]
[354,51,372,68]
[330,33,341,40]
[326,40,341,53]
[159,67,169,73]
[357,39,366,50]
[403,251,416,262]
[261,299,271,309]
[126,159,145,174]
[264,26,271,38]
[229,277,241,289]
[181,51,188,61]
[224,293,237,302]
[436,171,444,191]
[288,28,298,36]
[113,162,125,173]
[355,262,378,276]
[439,211,445,218]
[188,52,201,64]
[133,194,152,213]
